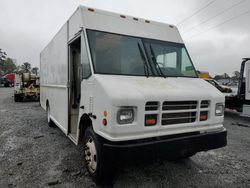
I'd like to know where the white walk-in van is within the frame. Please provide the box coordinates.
[40,6,227,183]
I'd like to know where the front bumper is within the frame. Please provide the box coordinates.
[102,129,227,161]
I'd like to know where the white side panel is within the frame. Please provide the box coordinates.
[245,61,250,100]
[40,23,69,134]
[69,7,83,41]
[242,105,250,117]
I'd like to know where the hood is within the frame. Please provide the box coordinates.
[94,75,224,102]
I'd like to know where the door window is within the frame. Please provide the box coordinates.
[82,32,92,79]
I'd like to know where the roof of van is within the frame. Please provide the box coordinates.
[68,6,184,44]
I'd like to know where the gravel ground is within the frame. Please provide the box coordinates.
[0,87,249,188]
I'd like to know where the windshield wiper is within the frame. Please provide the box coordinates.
[137,43,150,77]
[149,44,166,78]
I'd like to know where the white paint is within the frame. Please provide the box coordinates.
[245,61,250,100]
[242,105,250,117]
[40,6,225,144]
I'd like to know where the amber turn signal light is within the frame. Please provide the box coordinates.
[103,111,108,117]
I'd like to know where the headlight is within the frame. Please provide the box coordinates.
[117,108,134,124]
[215,103,224,116]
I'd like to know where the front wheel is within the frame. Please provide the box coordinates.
[83,127,116,184]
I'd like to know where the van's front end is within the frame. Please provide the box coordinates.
[81,29,227,182]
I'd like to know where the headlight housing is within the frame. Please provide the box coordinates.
[215,103,224,116]
[117,108,134,124]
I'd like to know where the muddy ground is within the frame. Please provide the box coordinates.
[0,87,249,188]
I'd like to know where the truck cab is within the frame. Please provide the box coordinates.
[226,58,250,116]
[40,6,227,183]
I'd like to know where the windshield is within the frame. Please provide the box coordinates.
[87,30,197,78]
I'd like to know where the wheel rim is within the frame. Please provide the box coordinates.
[84,136,97,173]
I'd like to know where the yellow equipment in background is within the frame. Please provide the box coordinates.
[198,71,210,78]
[14,72,40,102]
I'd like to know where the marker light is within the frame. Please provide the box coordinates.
[103,111,108,117]
[200,111,208,121]
[102,118,107,126]
[145,114,157,126]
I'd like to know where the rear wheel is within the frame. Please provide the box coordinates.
[14,94,19,102]
[83,127,116,185]
[19,96,23,102]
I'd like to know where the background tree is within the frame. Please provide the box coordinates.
[1,58,17,74]
[0,49,7,76]
[31,67,39,75]
[214,75,223,80]
[15,65,21,73]
[21,62,31,73]
[0,49,7,63]
[223,73,230,79]
[232,71,240,80]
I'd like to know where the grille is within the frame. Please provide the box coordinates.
[162,101,197,111]
[162,112,196,125]
[161,101,197,125]
[145,101,159,111]
[144,100,210,126]
[201,100,209,108]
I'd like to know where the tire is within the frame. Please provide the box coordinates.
[83,127,116,185]
[19,96,23,102]
[14,94,19,102]
[4,83,9,87]
[46,105,55,127]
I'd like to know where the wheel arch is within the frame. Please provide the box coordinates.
[46,99,49,109]
[79,113,93,141]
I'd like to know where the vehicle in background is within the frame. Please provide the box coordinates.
[197,71,235,96]
[0,76,12,87]
[0,77,6,87]
[226,58,250,115]
[40,6,227,183]
[5,73,15,87]
[229,86,238,96]
[0,77,3,87]
[205,79,233,96]
[197,70,210,79]
[14,72,40,102]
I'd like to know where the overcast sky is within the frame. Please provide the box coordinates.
[0,0,249,76]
